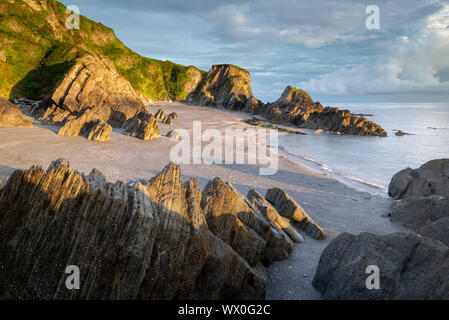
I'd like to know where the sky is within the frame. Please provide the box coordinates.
[60,0,449,103]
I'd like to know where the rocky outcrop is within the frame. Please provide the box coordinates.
[123,111,161,141]
[201,178,293,265]
[389,196,449,231]
[188,64,253,110]
[0,160,294,299]
[388,159,449,247]
[265,188,326,240]
[0,96,33,128]
[312,232,449,299]
[39,52,144,127]
[85,120,112,142]
[255,86,387,137]
[388,159,449,200]
[247,189,304,243]
[154,109,165,120]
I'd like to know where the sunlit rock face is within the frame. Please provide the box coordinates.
[0,160,298,299]
[188,64,253,110]
[0,96,33,128]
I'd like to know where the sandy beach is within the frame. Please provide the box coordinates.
[0,102,407,299]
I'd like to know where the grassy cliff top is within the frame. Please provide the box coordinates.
[0,0,205,101]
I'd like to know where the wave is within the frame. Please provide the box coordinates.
[278,145,387,194]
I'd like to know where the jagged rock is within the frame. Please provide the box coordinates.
[167,130,181,140]
[85,120,112,142]
[154,109,165,120]
[57,108,111,142]
[243,96,263,114]
[247,189,303,243]
[201,178,293,265]
[168,112,179,120]
[188,64,253,110]
[313,232,449,299]
[395,130,405,136]
[258,86,387,137]
[162,115,173,125]
[0,160,295,299]
[39,52,144,127]
[123,111,161,141]
[0,96,33,128]
[265,188,326,240]
[388,159,449,200]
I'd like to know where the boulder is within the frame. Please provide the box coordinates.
[313,232,449,299]
[389,196,449,231]
[154,109,165,120]
[247,189,303,243]
[162,115,173,125]
[388,159,449,200]
[188,64,253,110]
[123,112,161,141]
[167,130,181,141]
[0,96,33,128]
[85,120,112,142]
[419,217,449,247]
[201,178,293,265]
[265,188,326,240]
[0,160,293,299]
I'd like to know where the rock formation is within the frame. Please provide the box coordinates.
[0,160,295,299]
[0,96,33,128]
[188,64,253,110]
[310,159,448,299]
[388,159,449,200]
[312,232,449,299]
[85,120,112,142]
[188,72,386,136]
[254,86,387,137]
[123,111,161,141]
[247,189,304,243]
[154,109,165,120]
[265,188,326,240]
[388,159,449,247]
[38,52,144,127]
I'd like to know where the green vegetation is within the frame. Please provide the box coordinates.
[0,0,205,100]
[242,118,306,134]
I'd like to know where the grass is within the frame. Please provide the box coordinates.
[0,0,206,101]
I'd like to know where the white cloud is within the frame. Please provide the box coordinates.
[299,4,449,97]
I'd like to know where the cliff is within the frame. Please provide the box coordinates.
[0,0,204,102]
[188,64,253,110]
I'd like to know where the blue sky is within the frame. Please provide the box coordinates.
[60,0,449,103]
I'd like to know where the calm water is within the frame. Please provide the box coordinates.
[278,103,449,196]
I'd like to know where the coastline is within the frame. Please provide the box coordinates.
[0,101,407,299]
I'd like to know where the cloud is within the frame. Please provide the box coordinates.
[60,0,449,101]
[300,4,449,98]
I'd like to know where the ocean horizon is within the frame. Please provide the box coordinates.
[279,102,449,196]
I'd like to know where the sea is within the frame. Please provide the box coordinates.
[278,103,449,196]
